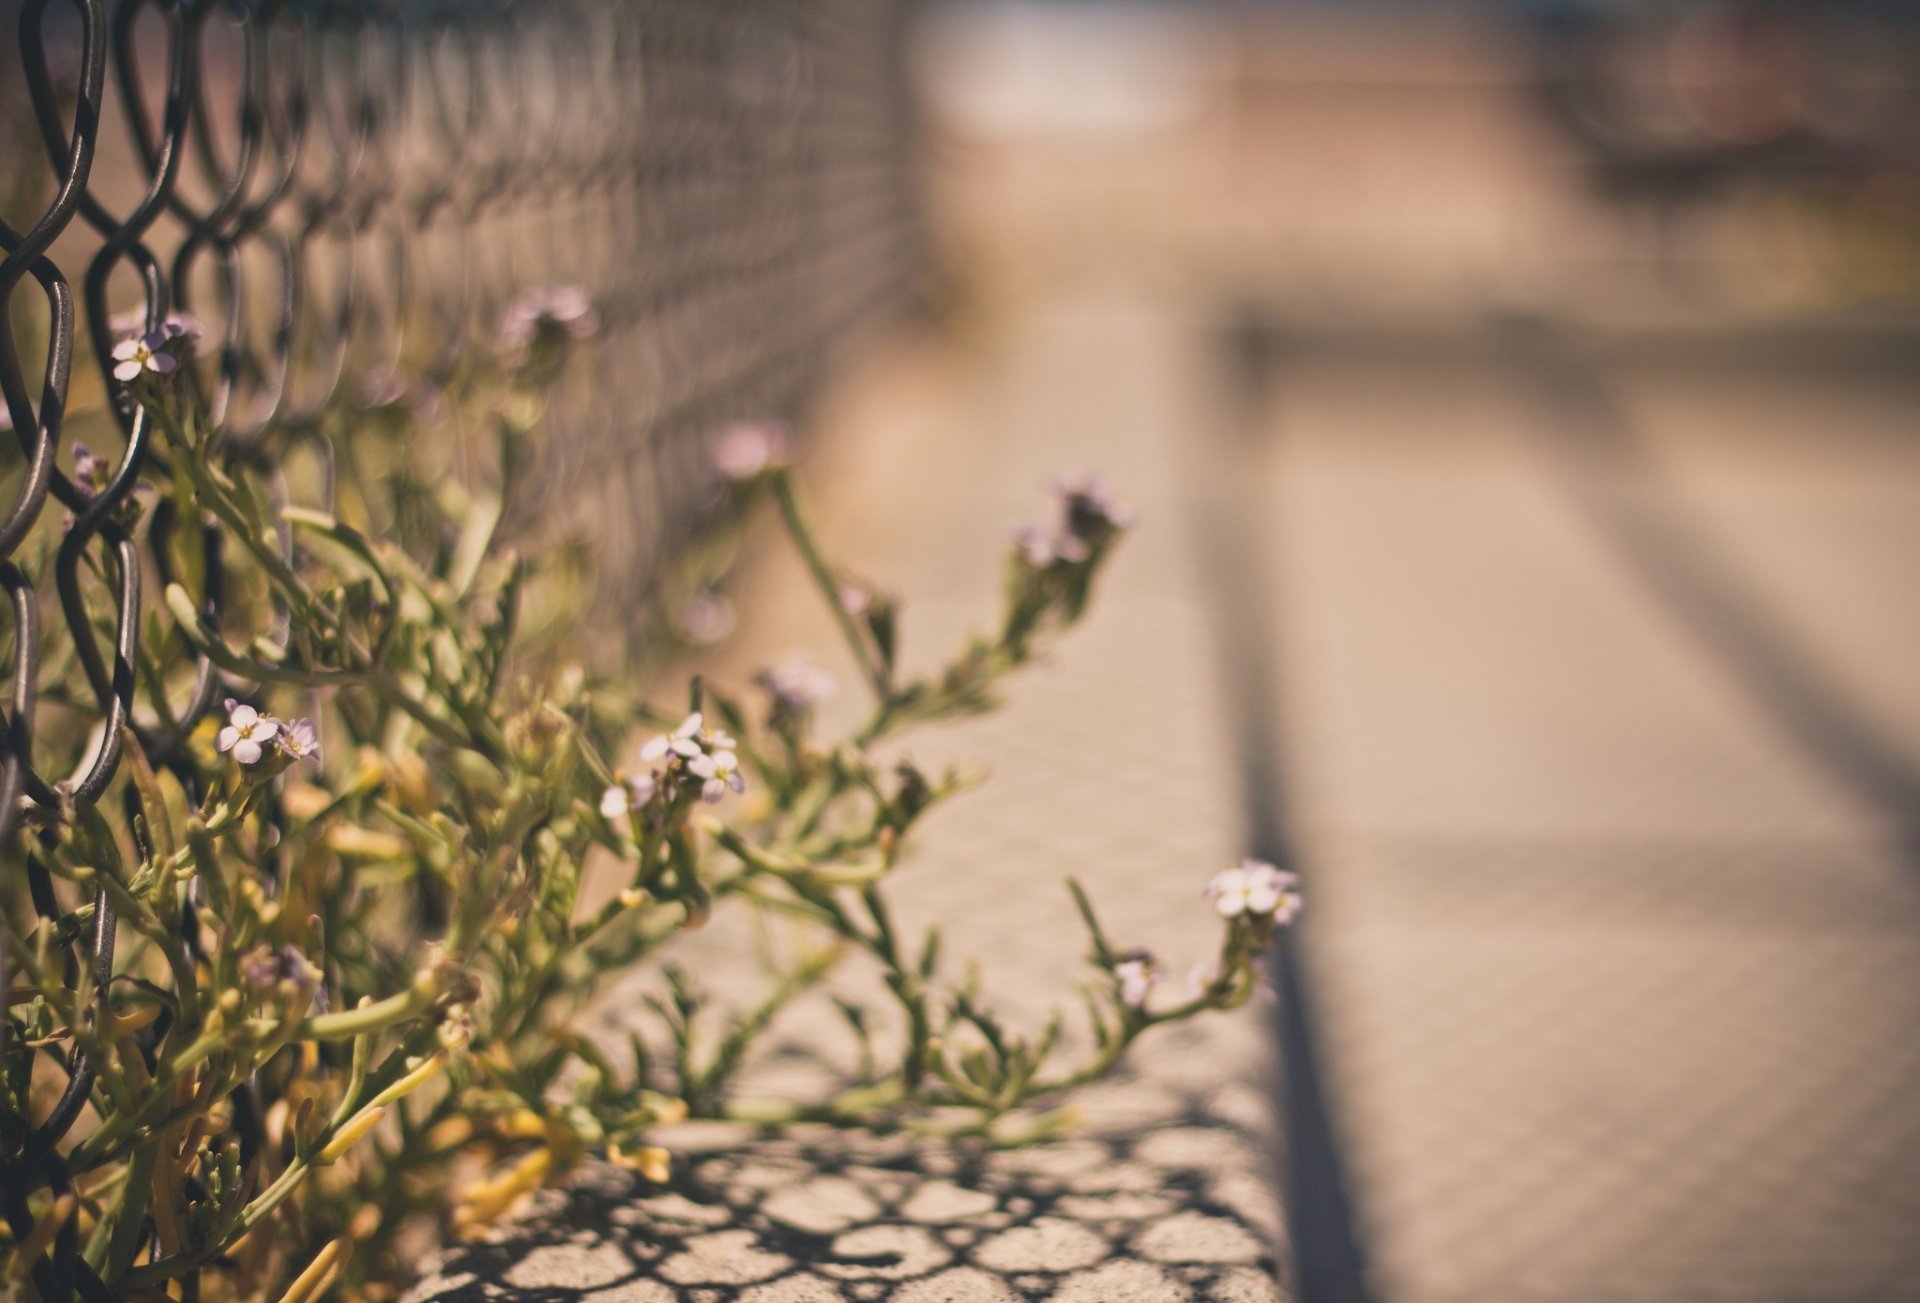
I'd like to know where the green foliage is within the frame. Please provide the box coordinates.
[0,302,1292,1300]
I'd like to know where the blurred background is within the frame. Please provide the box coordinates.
[8,0,1920,1299]
[904,1,1920,1299]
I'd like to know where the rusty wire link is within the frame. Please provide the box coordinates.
[0,0,923,1286]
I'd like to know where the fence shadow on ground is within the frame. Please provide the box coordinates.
[409,1048,1287,1303]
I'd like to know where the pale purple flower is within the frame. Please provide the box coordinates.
[72,443,111,494]
[500,285,597,349]
[1204,859,1302,923]
[280,718,321,763]
[111,332,179,383]
[640,712,709,764]
[711,421,789,481]
[1053,475,1132,542]
[241,944,324,1004]
[109,309,201,341]
[757,654,837,716]
[1113,949,1162,1010]
[216,699,280,766]
[157,311,203,344]
[681,591,737,645]
[688,748,746,803]
[1010,523,1088,571]
[599,772,658,819]
[1012,526,1057,568]
[638,712,740,802]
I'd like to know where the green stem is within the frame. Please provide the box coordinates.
[770,469,889,701]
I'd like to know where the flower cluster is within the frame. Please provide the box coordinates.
[72,442,111,494]
[756,652,836,736]
[500,285,597,386]
[1055,476,1132,547]
[711,421,790,482]
[241,943,327,1011]
[1103,859,1301,1017]
[109,311,201,385]
[1013,476,1131,570]
[1204,858,1302,925]
[217,699,321,769]
[680,590,737,646]
[602,711,747,820]
[599,771,658,819]
[500,285,598,351]
[1113,949,1163,1009]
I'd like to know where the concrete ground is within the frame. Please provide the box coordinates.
[412,9,1920,1301]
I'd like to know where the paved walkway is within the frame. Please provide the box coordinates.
[408,298,1293,1302]
[1238,318,1920,1301]
[413,10,1920,1299]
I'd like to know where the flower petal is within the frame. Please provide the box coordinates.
[233,738,262,765]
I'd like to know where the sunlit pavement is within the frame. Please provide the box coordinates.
[414,8,1920,1300]
[912,6,1920,1300]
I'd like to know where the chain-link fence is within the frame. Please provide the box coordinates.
[1,0,922,1283]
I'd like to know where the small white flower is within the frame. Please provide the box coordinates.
[111,332,179,383]
[1113,950,1162,1010]
[757,654,837,715]
[681,591,737,645]
[216,700,280,766]
[640,712,707,763]
[1010,524,1088,570]
[1012,526,1056,568]
[1204,858,1301,922]
[689,749,746,803]
[71,442,111,493]
[280,718,321,763]
[241,944,324,1000]
[157,311,203,344]
[599,772,658,818]
[1053,475,1133,541]
[500,285,597,348]
[711,421,789,481]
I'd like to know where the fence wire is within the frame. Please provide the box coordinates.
[0,0,922,1286]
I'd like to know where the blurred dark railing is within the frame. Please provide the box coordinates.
[0,0,921,1272]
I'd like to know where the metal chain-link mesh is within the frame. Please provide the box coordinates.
[0,0,921,1279]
